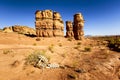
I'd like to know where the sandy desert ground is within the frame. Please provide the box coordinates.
[0,31,120,80]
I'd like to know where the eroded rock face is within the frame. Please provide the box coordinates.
[35,10,64,37]
[3,27,13,33]
[3,25,36,35]
[73,13,84,40]
[53,12,64,37]
[66,21,74,38]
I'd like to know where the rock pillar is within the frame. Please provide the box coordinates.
[35,10,64,38]
[66,21,74,38]
[73,13,84,40]
[35,10,53,37]
[53,12,64,37]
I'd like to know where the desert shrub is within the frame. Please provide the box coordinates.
[25,52,40,65]
[84,47,91,52]
[33,43,37,46]
[48,44,54,53]
[25,50,50,66]
[3,49,12,54]
[74,46,79,49]
[107,38,120,52]
[58,43,62,47]
[77,42,81,45]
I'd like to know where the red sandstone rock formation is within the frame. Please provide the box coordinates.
[66,21,74,38]
[73,13,84,40]
[35,10,64,37]
[53,12,64,36]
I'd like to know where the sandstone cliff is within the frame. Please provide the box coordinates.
[35,10,64,37]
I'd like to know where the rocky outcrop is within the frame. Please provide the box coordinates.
[73,13,84,40]
[53,12,64,36]
[35,10,53,37]
[35,10,64,37]
[66,21,74,38]
[3,27,13,33]
[3,25,36,35]
[65,13,84,40]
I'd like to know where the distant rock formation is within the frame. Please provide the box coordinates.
[65,13,84,40]
[3,25,36,35]
[73,13,84,40]
[3,27,13,33]
[35,10,64,37]
[66,21,74,38]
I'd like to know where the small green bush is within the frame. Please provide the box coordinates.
[77,42,81,45]
[84,47,91,52]
[3,49,12,54]
[25,53,40,65]
[25,50,50,65]
[48,44,54,53]
[107,38,120,52]
[33,43,37,46]
[58,43,62,47]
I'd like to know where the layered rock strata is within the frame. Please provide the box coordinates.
[66,21,74,38]
[35,10,64,37]
[73,13,84,40]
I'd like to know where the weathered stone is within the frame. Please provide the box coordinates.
[42,10,53,19]
[73,13,84,40]
[53,12,61,20]
[3,27,13,33]
[35,9,64,37]
[35,10,42,20]
[53,30,64,37]
[12,25,36,35]
[53,20,64,30]
[3,25,36,35]
[66,31,74,38]
[66,21,74,38]
[74,13,84,23]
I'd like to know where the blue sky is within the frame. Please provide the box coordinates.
[0,0,120,35]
